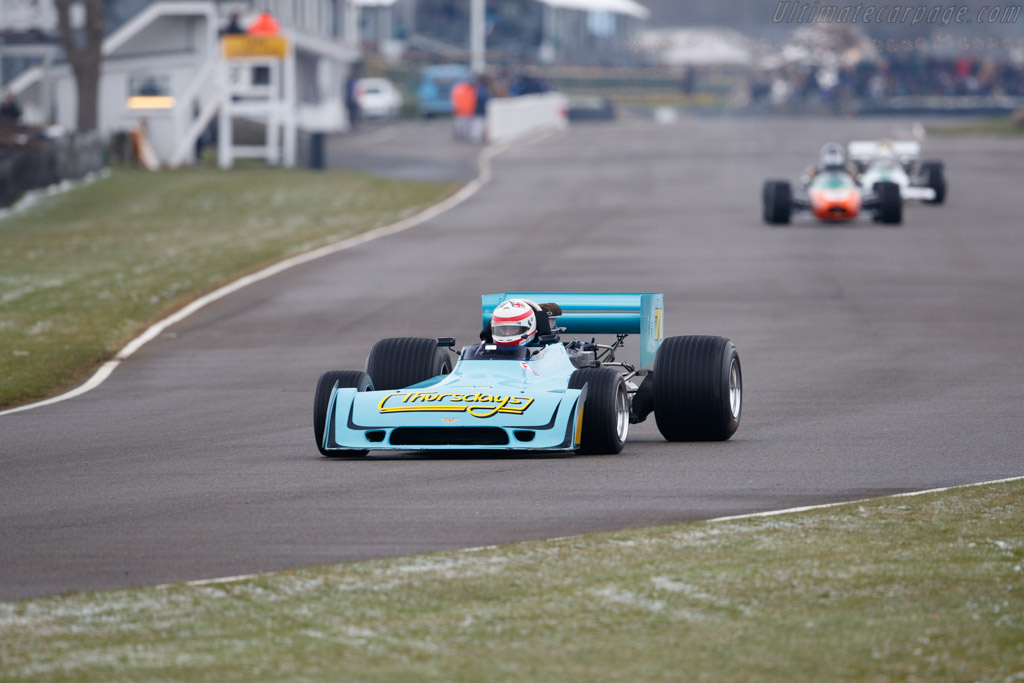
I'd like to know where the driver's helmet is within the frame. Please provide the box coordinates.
[819,142,846,170]
[876,140,896,160]
[491,299,538,347]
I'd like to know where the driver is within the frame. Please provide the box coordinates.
[804,141,858,184]
[477,298,559,349]
[489,299,539,347]
[462,298,564,361]
[818,141,847,171]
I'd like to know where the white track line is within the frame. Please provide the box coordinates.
[175,475,1024,589]
[709,475,1024,523]
[0,137,523,418]
[184,573,260,587]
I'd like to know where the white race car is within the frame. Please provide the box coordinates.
[848,140,946,204]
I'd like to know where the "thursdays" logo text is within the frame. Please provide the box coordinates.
[378,392,534,418]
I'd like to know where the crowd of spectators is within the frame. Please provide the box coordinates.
[750,56,1024,110]
[450,68,550,143]
[875,57,1024,97]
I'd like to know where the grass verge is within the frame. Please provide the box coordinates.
[0,168,459,409]
[927,117,1024,137]
[1,479,1021,681]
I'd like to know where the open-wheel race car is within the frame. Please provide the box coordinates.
[313,293,741,457]
[847,140,946,205]
[763,142,904,226]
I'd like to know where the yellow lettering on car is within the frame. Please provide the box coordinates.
[377,392,534,417]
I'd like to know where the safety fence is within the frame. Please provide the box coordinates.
[0,131,105,209]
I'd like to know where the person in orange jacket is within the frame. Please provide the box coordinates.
[451,81,477,142]
[248,11,280,36]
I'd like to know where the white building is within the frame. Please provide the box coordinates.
[2,0,359,166]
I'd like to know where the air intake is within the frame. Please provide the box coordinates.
[389,427,509,446]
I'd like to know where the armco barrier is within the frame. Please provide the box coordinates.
[486,93,569,145]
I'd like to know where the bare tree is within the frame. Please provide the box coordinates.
[55,0,106,132]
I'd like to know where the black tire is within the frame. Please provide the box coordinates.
[875,180,902,225]
[568,367,629,455]
[653,336,741,442]
[762,180,792,225]
[920,161,946,204]
[314,370,373,457]
[365,337,451,391]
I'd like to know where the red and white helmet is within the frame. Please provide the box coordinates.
[491,299,537,347]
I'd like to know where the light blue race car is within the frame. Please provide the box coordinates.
[313,292,741,457]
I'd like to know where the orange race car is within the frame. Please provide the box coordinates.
[762,143,902,226]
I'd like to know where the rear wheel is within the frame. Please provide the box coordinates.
[365,337,451,390]
[653,336,741,442]
[875,181,902,225]
[314,370,373,457]
[568,368,629,455]
[762,180,792,225]
[920,161,946,204]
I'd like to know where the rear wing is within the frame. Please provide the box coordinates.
[848,140,920,165]
[482,292,664,368]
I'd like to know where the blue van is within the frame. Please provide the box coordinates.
[417,64,471,118]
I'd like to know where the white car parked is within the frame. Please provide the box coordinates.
[356,78,404,119]
[848,140,946,204]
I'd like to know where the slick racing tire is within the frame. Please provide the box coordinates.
[653,335,741,442]
[365,337,452,391]
[762,180,792,225]
[920,161,946,204]
[314,370,373,457]
[875,181,902,225]
[568,367,629,455]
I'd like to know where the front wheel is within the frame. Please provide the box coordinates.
[365,337,451,390]
[763,180,792,225]
[653,336,741,442]
[875,180,902,225]
[568,368,629,455]
[920,161,946,204]
[314,370,373,457]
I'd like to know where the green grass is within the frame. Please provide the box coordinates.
[1,480,1022,681]
[602,91,726,109]
[0,168,458,409]
[927,117,1024,137]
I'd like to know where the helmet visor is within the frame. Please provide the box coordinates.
[493,323,530,338]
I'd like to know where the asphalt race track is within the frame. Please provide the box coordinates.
[2,118,1022,600]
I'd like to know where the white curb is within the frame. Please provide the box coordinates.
[0,136,528,418]
[709,474,1024,523]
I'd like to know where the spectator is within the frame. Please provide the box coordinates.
[510,69,549,97]
[451,81,477,142]
[1,92,22,125]
[471,75,491,144]
[680,66,696,96]
[247,11,281,36]
[221,12,245,36]
[345,67,361,130]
